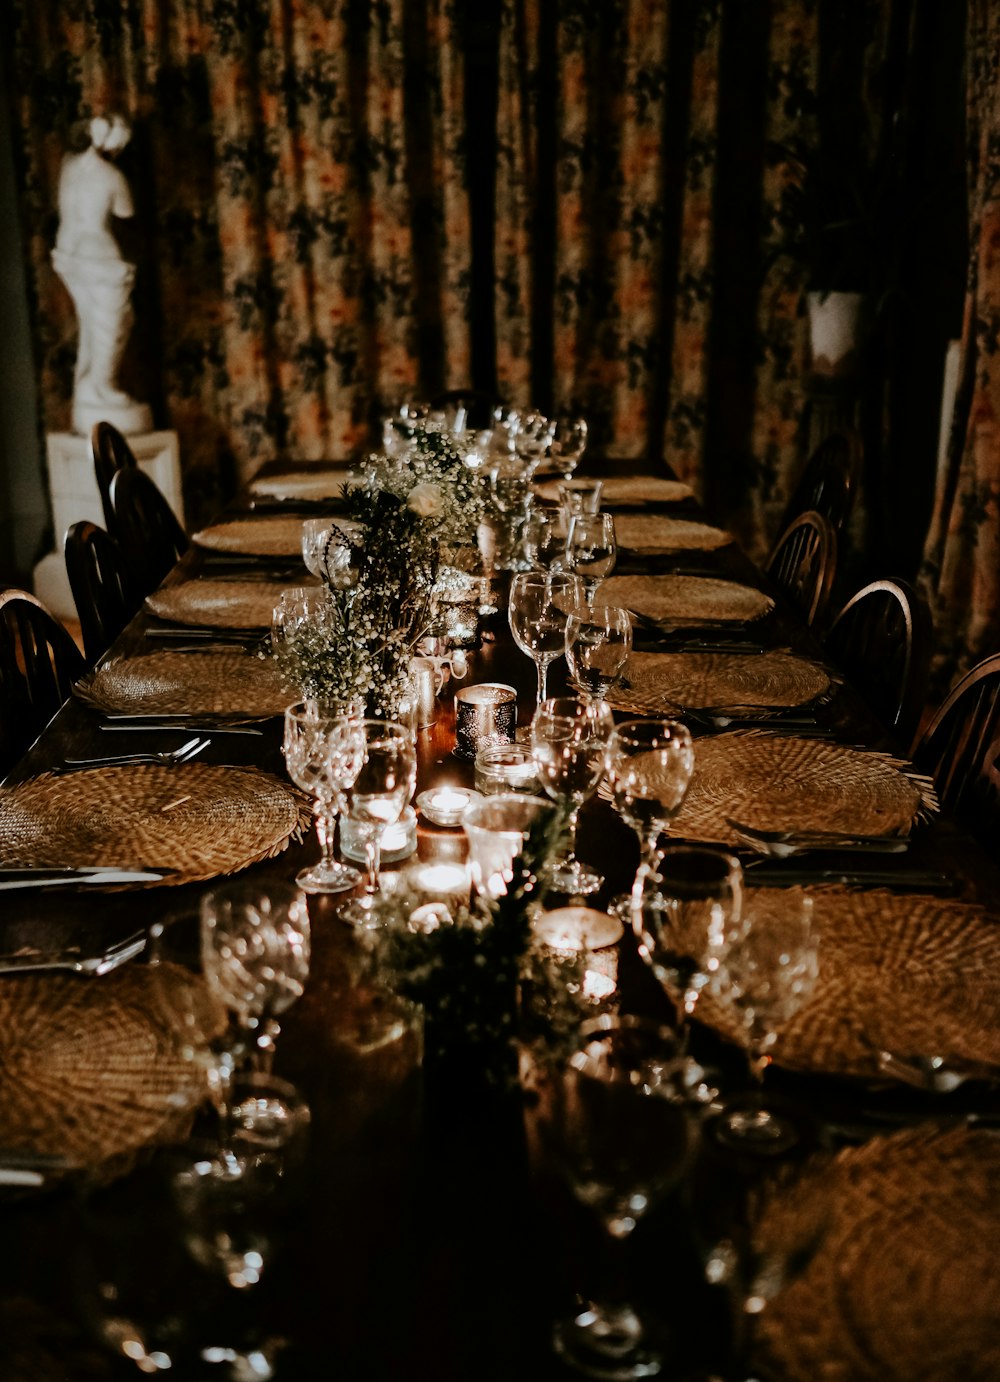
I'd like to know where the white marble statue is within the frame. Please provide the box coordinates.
[51,114,152,436]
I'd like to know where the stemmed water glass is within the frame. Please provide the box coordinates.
[522,505,571,571]
[712,893,819,1152]
[283,700,366,893]
[531,695,615,896]
[567,511,617,606]
[339,720,417,926]
[565,604,632,700]
[543,1015,697,1381]
[605,718,695,863]
[508,570,584,705]
[631,847,745,1043]
[550,415,588,481]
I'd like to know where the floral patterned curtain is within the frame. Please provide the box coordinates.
[919,0,1000,689]
[495,0,893,560]
[5,0,469,522]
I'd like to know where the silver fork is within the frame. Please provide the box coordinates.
[57,736,210,772]
[725,817,909,856]
[0,930,147,977]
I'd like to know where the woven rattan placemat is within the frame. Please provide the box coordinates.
[667,731,934,844]
[598,574,774,624]
[76,651,292,719]
[193,516,311,557]
[753,1126,1000,1381]
[614,513,733,552]
[694,886,1000,1078]
[0,764,309,884]
[534,475,694,505]
[0,962,224,1170]
[146,579,293,629]
[250,468,354,500]
[607,650,830,715]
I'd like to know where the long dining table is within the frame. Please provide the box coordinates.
[2,459,1000,1381]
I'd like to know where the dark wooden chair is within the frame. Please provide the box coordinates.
[777,427,862,540]
[109,465,189,598]
[911,655,1000,839]
[64,521,141,666]
[826,579,933,745]
[0,589,86,776]
[91,421,138,532]
[765,509,838,627]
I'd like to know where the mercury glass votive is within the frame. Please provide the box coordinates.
[474,743,542,796]
[454,683,518,761]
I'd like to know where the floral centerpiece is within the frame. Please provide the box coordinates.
[270,426,488,716]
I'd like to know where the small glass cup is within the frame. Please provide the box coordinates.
[474,743,542,795]
[462,792,552,898]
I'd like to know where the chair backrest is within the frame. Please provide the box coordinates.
[91,421,138,532]
[64,521,141,665]
[765,510,838,626]
[109,465,189,597]
[0,589,86,775]
[778,427,862,538]
[826,579,933,744]
[911,654,1000,839]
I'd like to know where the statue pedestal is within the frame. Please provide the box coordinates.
[33,430,183,620]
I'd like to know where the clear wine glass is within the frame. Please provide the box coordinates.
[712,893,818,1153]
[508,570,584,705]
[271,586,328,657]
[490,450,534,570]
[544,1015,697,1381]
[567,511,617,606]
[631,847,745,1042]
[339,720,417,926]
[531,695,615,897]
[565,604,632,699]
[200,880,311,1144]
[605,717,695,863]
[283,700,366,893]
[522,506,571,571]
[550,415,588,482]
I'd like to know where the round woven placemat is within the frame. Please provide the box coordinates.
[598,574,773,624]
[753,1126,1000,1381]
[0,764,309,884]
[667,731,933,844]
[76,651,292,719]
[614,513,733,552]
[694,886,1000,1078]
[534,475,694,504]
[607,650,830,715]
[146,579,293,629]
[0,962,224,1171]
[250,468,354,500]
[192,516,312,556]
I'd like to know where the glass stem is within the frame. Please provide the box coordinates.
[565,805,581,862]
[748,1044,769,1085]
[536,659,548,705]
[315,798,338,869]
[364,832,382,895]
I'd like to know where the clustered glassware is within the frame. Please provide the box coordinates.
[282,699,367,894]
[565,604,632,699]
[531,695,615,897]
[566,511,617,606]
[508,570,584,705]
[200,880,311,1142]
[631,846,745,1041]
[713,893,819,1151]
[545,1015,697,1382]
[522,505,572,571]
[339,719,417,926]
[605,717,695,862]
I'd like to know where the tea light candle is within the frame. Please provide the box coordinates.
[531,907,624,953]
[417,786,482,828]
[404,860,471,931]
[455,683,517,761]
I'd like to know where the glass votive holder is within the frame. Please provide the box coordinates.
[559,478,604,515]
[400,860,472,930]
[340,806,418,865]
[531,905,623,1002]
[462,793,551,898]
[417,785,483,828]
[474,743,542,796]
[454,682,518,760]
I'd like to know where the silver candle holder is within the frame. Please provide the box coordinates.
[454,682,517,761]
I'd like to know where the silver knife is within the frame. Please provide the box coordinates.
[99,723,264,735]
[0,868,166,890]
